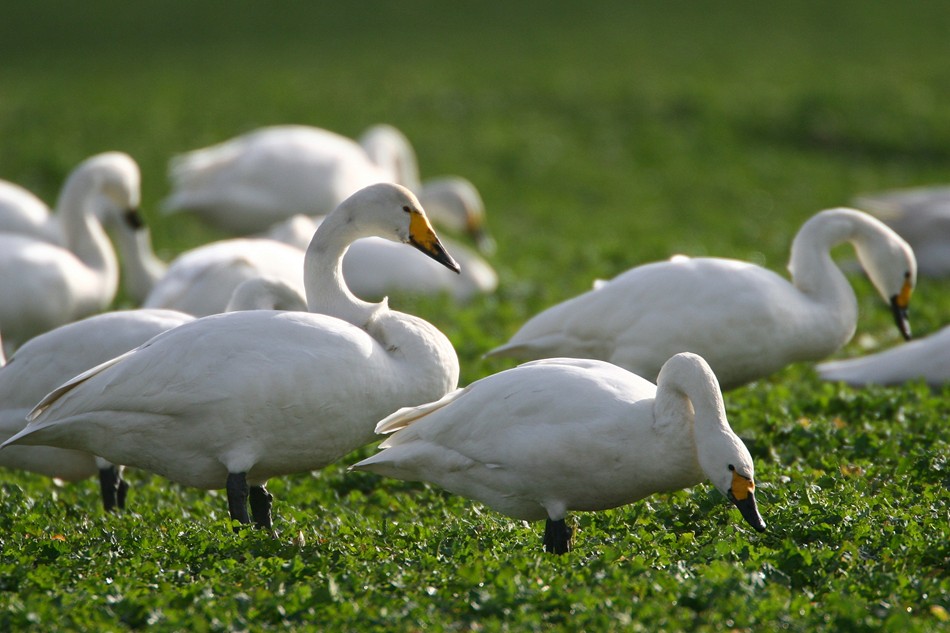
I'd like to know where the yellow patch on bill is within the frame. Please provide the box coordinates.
[897,277,913,308]
[409,210,439,249]
[731,470,755,501]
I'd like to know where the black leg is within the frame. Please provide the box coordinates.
[116,477,130,510]
[249,485,273,529]
[99,465,121,512]
[226,472,251,530]
[543,518,573,555]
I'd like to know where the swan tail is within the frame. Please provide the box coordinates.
[373,387,466,437]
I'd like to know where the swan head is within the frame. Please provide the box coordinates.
[700,436,766,533]
[68,152,142,222]
[418,177,495,254]
[341,183,461,274]
[850,210,917,340]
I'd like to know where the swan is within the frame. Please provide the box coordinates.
[160,125,494,250]
[267,214,497,302]
[352,353,766,554]
[141,238,307,317]
[224,276,307,312]
[3,183,461,530]
[0,309,194,510]
[487,208,917,390]
[816,325,950,388]
[0,153,142,355]
[852,185,950,277]
[0,178,62,243]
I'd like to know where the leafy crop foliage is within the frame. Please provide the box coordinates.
[0,1,948,630]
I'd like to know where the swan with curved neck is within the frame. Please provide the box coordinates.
[3,183,461,530]
[353,353,766,554]
[488,207,917,390]
[0,153,141,354]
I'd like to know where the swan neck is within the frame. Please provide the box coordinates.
[114,227,167,304]
[787,209,859,306]
[303,207,379,325]
[53,168,119,279]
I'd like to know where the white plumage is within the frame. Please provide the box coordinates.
[353,353,765,554]
[487,208,917,390]
[817,326,950,388]
[0,153,142,355]
[3,183,461,529]
[0,309,193,509]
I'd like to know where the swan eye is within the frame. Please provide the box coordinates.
[402,205,412,214]
[728,464,735,471]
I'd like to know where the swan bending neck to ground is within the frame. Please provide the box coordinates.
[3,183,461,531]
[353,353,765,554]
[487,208,916,390]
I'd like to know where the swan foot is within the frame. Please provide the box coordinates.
[99,466,124,513]
[249,485,273,529]
[226,472,251,530]
[543,518,573,555]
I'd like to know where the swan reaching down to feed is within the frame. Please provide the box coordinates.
[353,353,766,554]
[0,309,194,511]
[487,208,917,390]
[816,325,950,389]
[852,185,950,277]
[0,153,143,355]
[267,214,497,302]
[3,183,461,530]
[161,124,494,249]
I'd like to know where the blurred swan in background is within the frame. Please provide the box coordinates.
[353,353,766,554]
[852,185,950,277]
[3,183,461,530]
[0,153,142,355]
[488,208,917,390]
[816,325,950,389]
[161,124,495,252]
[0,309,193,511]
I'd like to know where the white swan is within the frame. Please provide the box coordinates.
[487,208,917,390]
[3,183,461,529]
[224,276,307,312]
[0,309,194,510]
[160,124,494,249]
[852,185,950,277]
[816,325,950,388]
[352,353,766,554]
[0,153,142,355]
[0,178,63,243]
[141,238,307,317]
[267,214,497,301]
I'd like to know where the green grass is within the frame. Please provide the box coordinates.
[1,1,949,630]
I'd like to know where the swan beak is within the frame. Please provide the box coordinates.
[409,211,461,274]
[728,472,766,532]
[890,278,913,341]
[124,208,146,230]
[468,220,497,256]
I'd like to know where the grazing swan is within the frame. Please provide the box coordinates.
[352,353,766,554]
[852,185,950,277]
[0,309,194,510]
[816,325,950,389]
[161,124,493,249]
[4,183,461,530]
[487,208,917,390]
[0,153,142,354]
[267,214,497,302]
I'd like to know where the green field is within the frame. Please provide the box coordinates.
[1,1,948,630]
